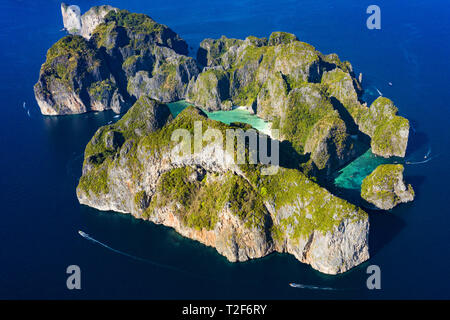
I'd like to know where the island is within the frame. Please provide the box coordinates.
[34,4,415,274]
[361,164,415,210]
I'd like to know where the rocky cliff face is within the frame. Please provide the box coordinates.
[61,3,82,34]
[34,35,130,115]
[36,6,197,115]
[188,32,410,162]
[358,97,410,157]
[80,5,118,39]
[187,33,361,173]
[361,164,415,210]
[77,97,369,274]
[46,6,417,275]
[321,70,410,158]
[61,3,117,39]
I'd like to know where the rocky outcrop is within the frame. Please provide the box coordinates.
[77,98,370,274]
[358,97,410,157]
[125,47,199,103]
[34,35,131,115]
[61,3,117,39]
[61,3,82,34]
[80,5,118,39]
[186,67,232,111]
[321,69,409,158]
[186,32,361,172]
[36,6,197,115]
[189,32,410,165]
[361,164,415,210]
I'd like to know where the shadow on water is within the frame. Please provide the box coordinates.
[329,97,360,135]
[405,118,430,159]
[405,131,429,159]
[405,175,426,198]
[367,209,406,259]
[278,140,309,169]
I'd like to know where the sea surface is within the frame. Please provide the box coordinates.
[1,0,449,299]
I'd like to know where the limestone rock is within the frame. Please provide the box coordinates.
[81,5,118,39]
[321,70,409,158]
[188,33,359,172]
[36,6,197,115]
[33,35,129,115]
[361,164,415,210]
[359,97,410,158]
[186,67,231,111]
[61,3,81,34]
[77,101,370,275]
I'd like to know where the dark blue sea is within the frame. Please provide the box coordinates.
[1,0,449,299]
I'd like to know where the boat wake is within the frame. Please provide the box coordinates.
[289,283,337,291]
[406,156,437,165]
[406,147,439,165]
[22,101,31,118]
[78,230,202,278]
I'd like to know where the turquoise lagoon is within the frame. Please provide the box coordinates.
[169,101,393,192]
[167,100,271,135]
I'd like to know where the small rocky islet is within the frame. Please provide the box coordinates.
[34,4,415,274]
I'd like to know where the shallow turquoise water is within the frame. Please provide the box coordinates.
[167,100,271,135]
[334,149,393,190]
[167,100,190,118]
[171,99,388,192]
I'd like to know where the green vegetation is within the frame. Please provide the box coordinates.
[104,9,165,35]
[321,68,365,121]
[156,62,179,90]
[41,35,99,91]
[78,92,368,244]
[280,85,336,154]
[91,9,178,54]
[358,97,410,156]
[122,55,139,68]
[361,164,403,198]
[361,164,409,208]
[78,162,110,196]
[134,190,147,208]
[242,165,367,240]
[361,164,415,209]
[88,79,115,101]
[200,36,243,66]
[320,53,352,73]
[188,68,229,106]
[91,21,118,50]
[149,168,267,231]
[268,32,298,46]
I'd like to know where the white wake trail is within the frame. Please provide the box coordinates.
[78,230,208,279]
[289,283,337,291]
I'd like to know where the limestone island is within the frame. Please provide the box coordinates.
[361,164,415,210]
[34,4,415,274]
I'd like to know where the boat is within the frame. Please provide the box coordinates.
[78,230,88,237]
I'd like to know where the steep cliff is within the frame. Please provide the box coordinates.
[187,33,360,172]
[358,97,410,158]
[77,98,370,274]
[321,70,409,158]
[36,6,197,115]
[61,3,82,34]
[34,35,130,115]
[188,32,410,161]
[361,164,414,210]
